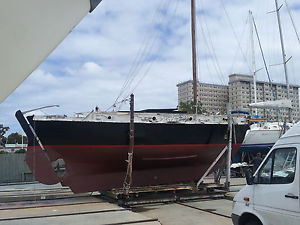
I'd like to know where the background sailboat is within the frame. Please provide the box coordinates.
[240,1,297,160]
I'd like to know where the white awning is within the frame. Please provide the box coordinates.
[0,0,101,103]
[249,99,292,109]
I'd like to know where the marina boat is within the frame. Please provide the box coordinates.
[239,6,296,158]
[16,110,249,193]
[240,99,293,154]
[240,121,293,154]
[15,1,250,193]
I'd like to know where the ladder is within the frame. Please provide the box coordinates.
[283,150,296,169]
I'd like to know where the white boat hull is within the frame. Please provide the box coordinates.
[240,122,292,153]
[241,129,281,153]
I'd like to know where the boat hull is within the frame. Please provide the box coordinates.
[16,111,249,193]
[240,128,281,154]
[26,144,242,193]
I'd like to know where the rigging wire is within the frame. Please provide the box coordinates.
[266,7,277,78]
[229,15,250,74]
[201,15,226,85]
[284,0,300,45]
[197,0,226,85]
[220,0,252,73]
[113,0,167,100]
[119,0,181,108]
[111,0,171,109]
[252,15,276,101]
[197,19,225,85]
[108,0,180,111]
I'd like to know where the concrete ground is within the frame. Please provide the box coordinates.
[0,182,62,190]
[0,198,234,225]
[0,178,246,225]
[132,199,233,225]
[0,197,160,225]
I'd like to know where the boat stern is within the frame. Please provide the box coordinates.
[15,110,60,185]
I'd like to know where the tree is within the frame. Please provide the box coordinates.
[0,150,8,154]
[0,124,9,146]
[14,149,27,154]
[7,132,28,144]
[178,101,206,114]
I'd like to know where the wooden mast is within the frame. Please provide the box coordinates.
[191,0,198,109]
[123,93,134,195]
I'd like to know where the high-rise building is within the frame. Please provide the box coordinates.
[177,80,229,115]
[177,74,300,121]
[229,74,300,121]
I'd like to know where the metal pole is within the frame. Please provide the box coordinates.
[225,104,232,189]
[191,0,198,108]
[196,146,228,188]
[249,10,258,116]
[274,0,292,122]
[22,105,60,114]
[123,94,135,195]
[252,16,276,101]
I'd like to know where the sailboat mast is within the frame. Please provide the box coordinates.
[274,0,292,121]
[249,11,258,116]
[191,0,198,108]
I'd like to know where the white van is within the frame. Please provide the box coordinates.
[232,122,300,225]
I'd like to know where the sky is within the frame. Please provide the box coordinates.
[1,0,300,135]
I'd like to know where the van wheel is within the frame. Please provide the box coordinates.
[245,221,260,225]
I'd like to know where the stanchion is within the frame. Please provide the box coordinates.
[225,104,232,189]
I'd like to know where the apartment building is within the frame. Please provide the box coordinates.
[177,80,229,115]
[177,74,300,121]
[229,74,300,121]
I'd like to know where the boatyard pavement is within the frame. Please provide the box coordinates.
[0,198,233,225]
[0,178,246,225]
[132,199,233,225]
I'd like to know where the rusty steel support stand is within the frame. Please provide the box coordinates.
[196,146,228,189]
[123,94,135,196]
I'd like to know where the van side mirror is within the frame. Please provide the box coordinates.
[245,168,254,185]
